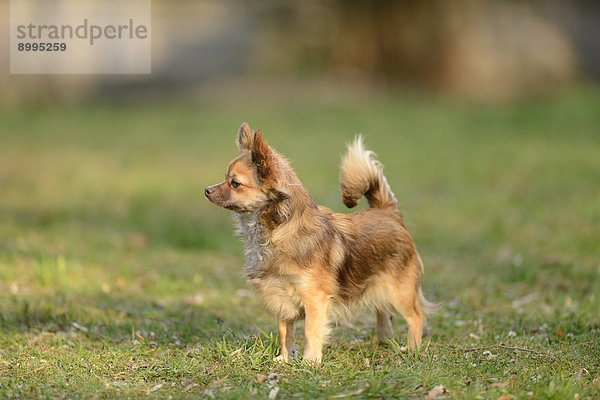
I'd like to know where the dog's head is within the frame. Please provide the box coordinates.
[205,123,288,213]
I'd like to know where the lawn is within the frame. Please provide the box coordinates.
[0,87,599,399]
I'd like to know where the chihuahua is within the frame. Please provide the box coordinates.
[205,123,433,362]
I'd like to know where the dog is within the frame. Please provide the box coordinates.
[205,123,434,362]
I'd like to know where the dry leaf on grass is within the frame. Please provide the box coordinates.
[147,383,163,394]
[330,387,365,398]
[204,376,228,398]
[71,322,89,333]
[424,385,447,399]
[182,383,198,392]
[268,386,280,399]
[491,375,515,389]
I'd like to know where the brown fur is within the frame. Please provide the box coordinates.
[205,123,434,362]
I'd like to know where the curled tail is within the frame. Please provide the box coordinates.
[340,135,398,210]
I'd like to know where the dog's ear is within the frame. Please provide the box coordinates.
[236,122,253,151]
[251,130,273,179]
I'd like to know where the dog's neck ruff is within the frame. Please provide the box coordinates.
[235,212,271,278]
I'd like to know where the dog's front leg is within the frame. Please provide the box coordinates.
[276,319,296,362]
[302,291,330,363]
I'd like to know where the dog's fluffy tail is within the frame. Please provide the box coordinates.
[417,254,439,316]
[340,135,398,210]
[418,289,439,317]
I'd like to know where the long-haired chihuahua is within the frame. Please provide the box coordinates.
[205,123,434,362]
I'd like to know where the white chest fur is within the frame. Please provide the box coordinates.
[235,213,303,320]
[234,213,270,278]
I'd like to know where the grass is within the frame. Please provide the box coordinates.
[0,87,599,399]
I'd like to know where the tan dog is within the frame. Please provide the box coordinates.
[205,123,434,362]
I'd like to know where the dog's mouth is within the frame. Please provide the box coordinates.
[206,194,243,212]
[206,195,225,207]
[205,191,224,208]
[204,192,217,203]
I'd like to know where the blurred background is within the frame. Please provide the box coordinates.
[2,0,600,103]
[1,0,599,353]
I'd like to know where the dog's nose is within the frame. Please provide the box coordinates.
[205,187,214,197]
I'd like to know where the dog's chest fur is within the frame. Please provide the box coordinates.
[235,213,270,277]
[235,213,304,319]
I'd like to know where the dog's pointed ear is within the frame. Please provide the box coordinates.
[251,130,272,179]
[236,122,253,151]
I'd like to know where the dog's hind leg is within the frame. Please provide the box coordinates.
[376,310,393,343]
[403,303,424,352]
[390,282,424,352]
[276,319,297,362]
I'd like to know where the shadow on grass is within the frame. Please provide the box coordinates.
[0,292,259,347]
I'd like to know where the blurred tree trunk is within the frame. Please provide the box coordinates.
[327,0,576,98]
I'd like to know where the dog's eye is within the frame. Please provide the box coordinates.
[230,179,241,189]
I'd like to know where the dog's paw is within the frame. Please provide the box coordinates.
[274,349,297,363]
[273,354,287,363]
[302,351,322,364]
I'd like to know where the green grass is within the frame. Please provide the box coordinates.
[1,87,599,399]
